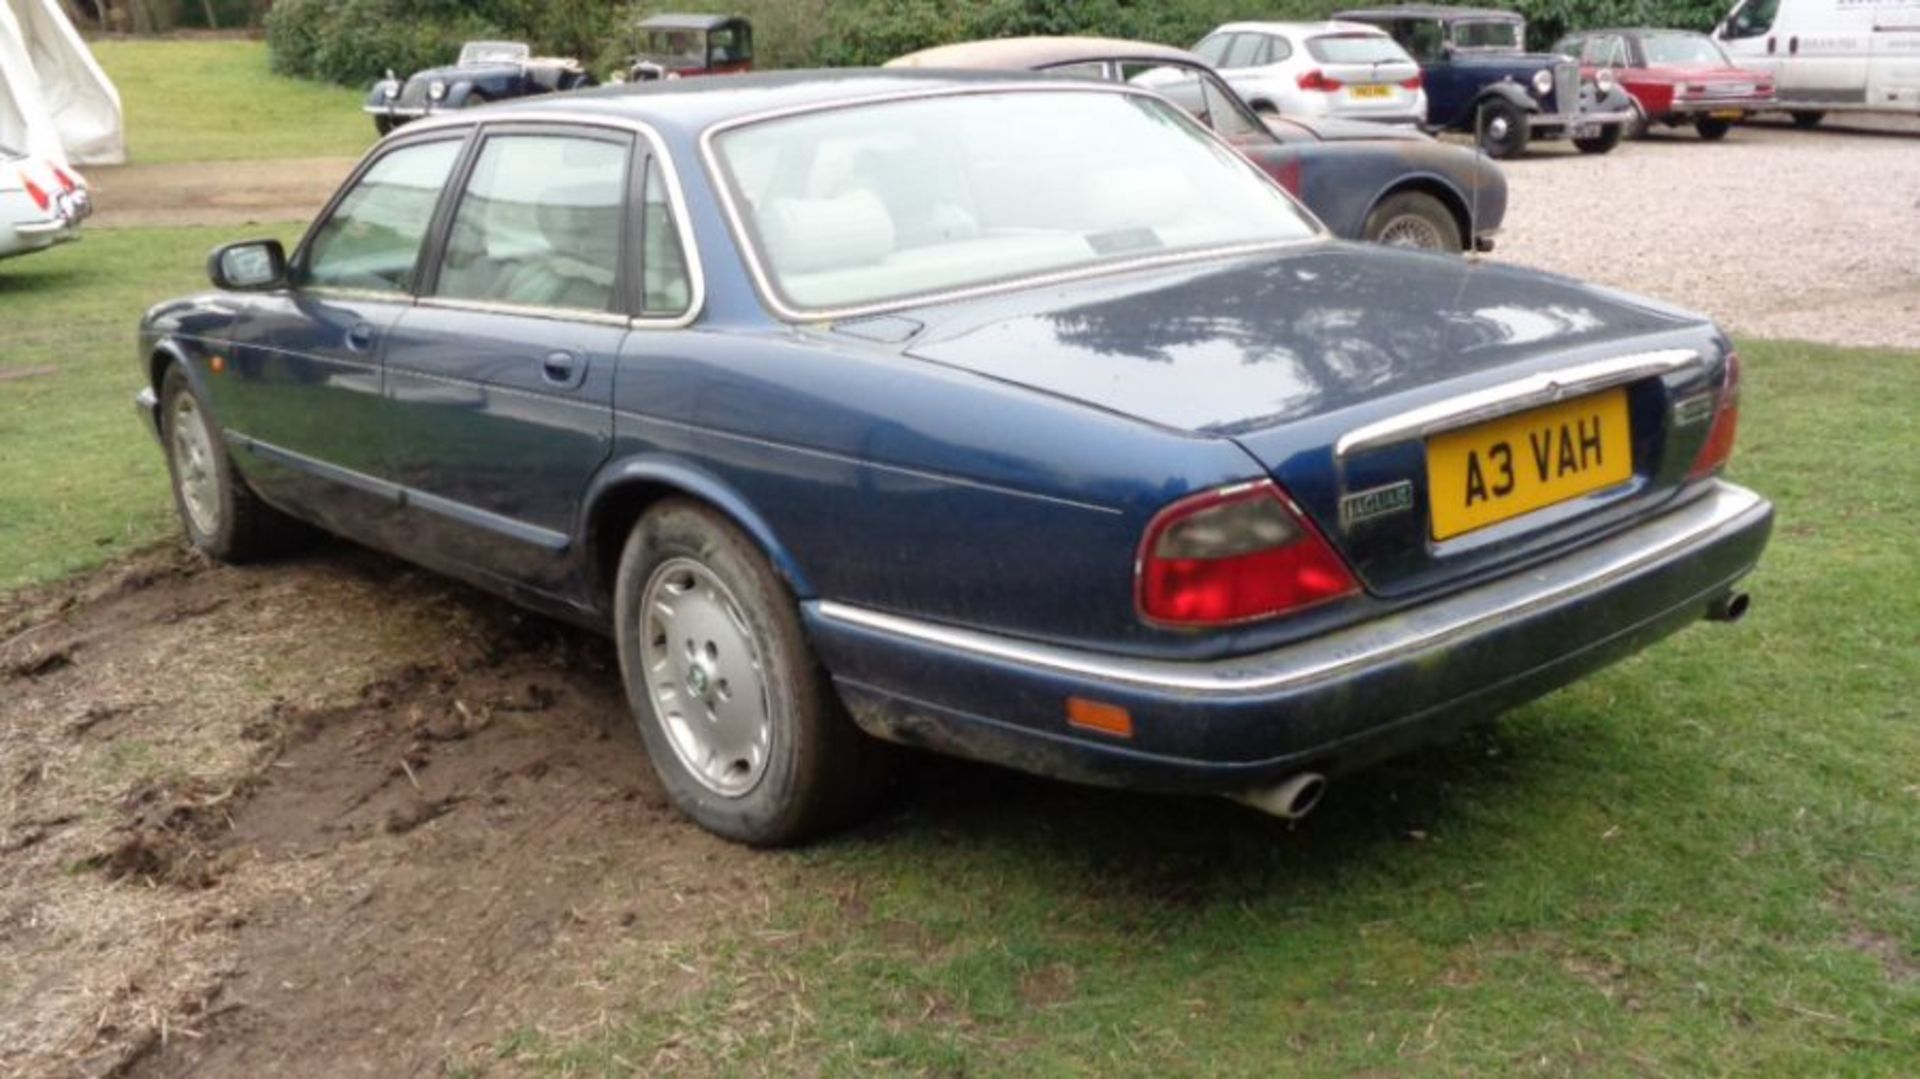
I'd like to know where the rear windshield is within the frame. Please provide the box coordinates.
[1306,34,1408,64]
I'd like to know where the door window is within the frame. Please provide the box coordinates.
[1583,35,1629,68]
[1192,33,1231,66]
[639,157,693,317]
[1222,34,1265,69]
[1397,20,1446,61]
[298,139,463,293]
[434,133,631,313]
[1723,0,1779,40]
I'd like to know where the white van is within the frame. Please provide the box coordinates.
[1714,0,1920,124]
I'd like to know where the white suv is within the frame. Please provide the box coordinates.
[1193,21,1427,125]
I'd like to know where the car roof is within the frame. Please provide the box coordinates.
[1564,27,1708,37]
[1213,20,1390,37]
[473,69,1095,135]
[1336,6,1523,21]
[886,36,1201,70]
[636,13,739,31]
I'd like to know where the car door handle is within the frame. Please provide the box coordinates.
[1789,36,1799,56]
[1767,36,1776,55]
[345,322,377,353]
[541,349,587,389]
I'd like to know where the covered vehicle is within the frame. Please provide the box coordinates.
[1554,28,1776,139]
[137,72,1769,845]
[625,13,753,81]
[363,42,595,135]
[1336,5,1637,157]
[2,140,89,261]
[1194,20,1428,125]
[888,36,1505,252]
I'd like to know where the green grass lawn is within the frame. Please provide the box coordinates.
[3,229,1917,1072]
[91,39,373,164]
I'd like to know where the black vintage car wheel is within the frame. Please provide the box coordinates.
[159,365,292,562]
[373,115,397,136]
[1695,117,1733,141]
[1625,100,1650,139]
[1573,124,1623,155]
[613,500,889,846]
[1363,191,1462,251]
[1475,100,1529,159]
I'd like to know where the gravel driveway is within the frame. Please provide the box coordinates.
[1486,114,1920,351]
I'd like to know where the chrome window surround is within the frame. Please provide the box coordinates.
[298,111,707,330]
[815,480,1766,696]
[696,81,1328,324]
[1334,348,1703,459]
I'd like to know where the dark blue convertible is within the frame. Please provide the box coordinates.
[137,72,1771,844]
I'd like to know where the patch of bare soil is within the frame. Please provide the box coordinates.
[85,158,357,229]
[0,543,773,1077]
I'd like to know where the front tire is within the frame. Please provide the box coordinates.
[373,115,396,136]
[1362,191,1463,251]
[1573,123,1623,155]
[159,365,291,562]
[1695,116,1733,141]
[613,500,888,846]
[1475,100,1529,159]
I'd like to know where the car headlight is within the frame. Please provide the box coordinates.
[1531,69,1553,96]
[382,82,397,100]
[428,80,447,102]
[1595,68,1616,93]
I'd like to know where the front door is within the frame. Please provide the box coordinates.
[383,125,635,593]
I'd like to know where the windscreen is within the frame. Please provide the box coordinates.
[1640,33,1729,66]
[712,90,1317,313]
[1452,20,1521,50]
[1306,34,1409,64]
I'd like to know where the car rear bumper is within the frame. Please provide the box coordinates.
[806,481,1772,797]
[1529,107,1636,134]
[1659,99,1773,118]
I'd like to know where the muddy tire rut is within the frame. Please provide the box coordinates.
[0,544,773,1077]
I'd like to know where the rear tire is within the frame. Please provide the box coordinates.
[158,365,295,562]
[1475,100,1529,159]
[1362,191,1463,251]
[1694,116,1733,141]
[1790,110,1825,129]
[613,500,889,846]
[1573,124,1623,154]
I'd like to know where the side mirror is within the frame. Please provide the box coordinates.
[208,239,287,292]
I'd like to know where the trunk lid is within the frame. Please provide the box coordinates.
[899,244,1727,597]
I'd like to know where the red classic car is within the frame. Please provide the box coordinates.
[1551,28,1774,140]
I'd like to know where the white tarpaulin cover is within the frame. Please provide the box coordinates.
[0,0,124,165]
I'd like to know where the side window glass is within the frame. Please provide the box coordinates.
[1724,0,1779,40]
[1222,34,1263,69]
[1401,20,1443,61]
[435,133,630,313]
[1268,36,1293,64]
[1043,61,1110,81]
[299,139,462,293]
[640,157,692,317]
[1192,34,1230,66]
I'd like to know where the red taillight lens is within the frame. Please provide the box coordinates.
[1401,73,1423,90]
[1137,481,1359,627]
[51,165,78,193]
[1297,69,1344,92]
[1687,353,1742,480]
[20,172,50,211]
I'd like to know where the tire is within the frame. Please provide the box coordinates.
[613,499,888,846]
[1251,101,1278,116]
[158,365,294,562]
[1790,110,1825,129]
[1362,191,1463,251]
[1625,100,1649,140]
[1695,116,1733,141]
[1475,100,1529,159]
[373,115,396,136]
[1573,123,1623,155]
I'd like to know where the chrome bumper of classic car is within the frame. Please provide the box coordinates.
[363,104,433,118]
[1664,97,1774,117]
[1528,107,1635,135]
[806,480,1772,795]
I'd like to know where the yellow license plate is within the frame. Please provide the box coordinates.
[1710,109,1743,119]
[1349,84,1392,99]
[1425,388,1633,541]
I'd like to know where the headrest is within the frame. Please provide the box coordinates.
[757,189,897,275]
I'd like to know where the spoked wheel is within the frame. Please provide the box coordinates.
[159,365,294,561]
[1363,191,1463,251]
[1476,101,1529,159]
[614,500,888,846]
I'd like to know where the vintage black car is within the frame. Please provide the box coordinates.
[624,13,754,82]
[1335,6,1636,158]
[363,42,596,135]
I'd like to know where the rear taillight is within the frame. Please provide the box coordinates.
[1401,73,1423,90]
[51,165,78,193]
[20,172,50,211]
[1297,69,1344,92]
[1137,481,1358,627]
[1687,353,1742,480]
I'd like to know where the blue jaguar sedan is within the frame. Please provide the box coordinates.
[135,72,1771,845]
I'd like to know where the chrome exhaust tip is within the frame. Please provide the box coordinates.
[1233,772,1328,821]
[1706,591,1752,623]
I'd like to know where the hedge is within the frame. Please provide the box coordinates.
[268,0,1734,88]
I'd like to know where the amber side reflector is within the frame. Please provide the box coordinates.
[210,355,226,374]
[1066,697,1134,739]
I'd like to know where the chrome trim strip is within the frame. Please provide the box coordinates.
[815,481,1767,697]
[323,110,707,330]
[414,294,632,328]
[696,82,1328,324]
[15,218,71,236]
[1334,348,1701,459]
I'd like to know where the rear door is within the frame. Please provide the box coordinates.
[382,124,636,590]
